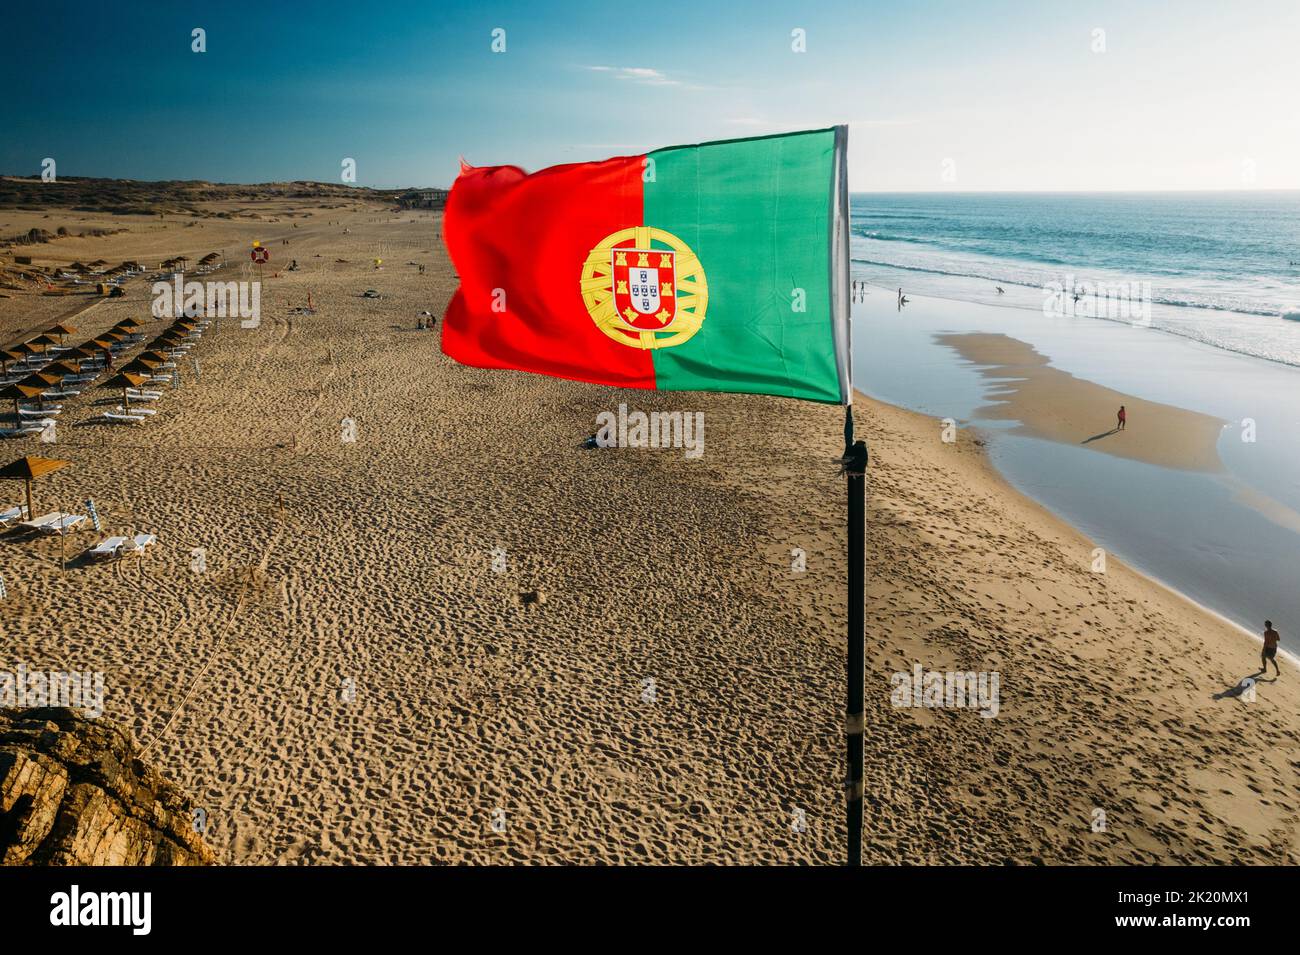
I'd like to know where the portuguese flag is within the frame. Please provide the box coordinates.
[442,127,852,404]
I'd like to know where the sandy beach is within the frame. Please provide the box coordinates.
[936,332,1227,473]
[2,194,1298,864]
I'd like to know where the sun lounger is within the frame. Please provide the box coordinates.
[125,390,163,400]
[98,411,146,425]
[43,514,86,534]
[115,405,157,416]
[120,533,156,556]
[42,389,80,399]
[19,512,84,534]
[0,424,46,439]
[19,406,61,416]
[88,536,128,559]
[0,504,30,525]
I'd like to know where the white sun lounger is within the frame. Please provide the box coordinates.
[18,406,61,416]
[42,389,81,399]
[99,411,146,425]
[120,533,156,556]
[19,512,85,534]
[125,390,163,400]
[115,405,157,416]
[1,504,30,525]
[88,536,128,559]
[0,424,46,439]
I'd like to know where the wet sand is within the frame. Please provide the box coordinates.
[937,332,1227,472]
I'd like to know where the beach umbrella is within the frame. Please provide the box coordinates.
[66,344,102,361]
[120,359,159,377]
[100,371,147,413]
[44,322,78,343]
[20,371,63,388]
[31,334,61,349]
[18,372,63,409]
[118,317,144,329]
[0,454,70,525]
[42,360,83,380]
[137,350,171,365]
[1,349,25,374]
[1,383,45,420]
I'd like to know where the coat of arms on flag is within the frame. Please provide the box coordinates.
[580,226,708,350]
[613,248,673,328]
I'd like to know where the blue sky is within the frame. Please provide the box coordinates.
[2,0,1297,190]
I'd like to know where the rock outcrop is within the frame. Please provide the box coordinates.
[0,708,213,865]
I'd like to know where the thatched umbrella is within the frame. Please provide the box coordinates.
[0,455,70,524]
[137,350,171,365]
[20,371,62,389]
[65,344,101,361]
[120,359,160,377]
[19,372,63,409]
[118,317,144,329]
[31,334,61,351]
[1,349,25,375]
[100,371,148,414]
[44,322,78,343]
[1,383,45,420]
[43,359,83,380]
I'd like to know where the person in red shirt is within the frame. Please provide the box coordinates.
[1117,405,1127,431]
[1262,620,1281,677]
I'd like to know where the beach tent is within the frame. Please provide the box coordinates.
[0,454,70,525]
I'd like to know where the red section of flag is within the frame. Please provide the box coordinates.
[441,156,655,389]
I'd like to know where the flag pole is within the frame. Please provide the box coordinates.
[844,405,867,866]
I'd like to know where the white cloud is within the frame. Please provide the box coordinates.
[585,65,681,87]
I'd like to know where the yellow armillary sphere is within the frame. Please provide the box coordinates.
[580,226,708,350]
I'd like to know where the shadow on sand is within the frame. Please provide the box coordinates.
[1082,427,1121,445]
[1213,673,1277,700]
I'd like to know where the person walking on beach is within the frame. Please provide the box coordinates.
[1116,405,1126,431]
[1262,620,1281,677]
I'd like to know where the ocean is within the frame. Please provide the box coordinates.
[848,191,1300,653]
[850,191,1300,367]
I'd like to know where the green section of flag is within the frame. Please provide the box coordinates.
[644,129,842,403]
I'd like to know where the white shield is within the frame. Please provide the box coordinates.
[628,266,660,315]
